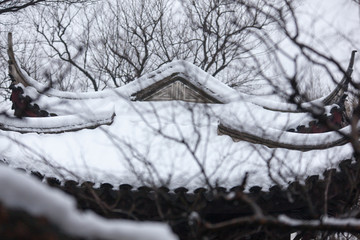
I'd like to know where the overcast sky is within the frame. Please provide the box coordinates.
[270,0,360,94]
[301,0,360,57]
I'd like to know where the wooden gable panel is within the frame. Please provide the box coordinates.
[145,83,174,101]
[143,80,215,103]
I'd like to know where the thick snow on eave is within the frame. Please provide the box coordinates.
[219,99,351,147]
[220,101,325,131]
[0,165,178,240]
[0,105,115,133]
[220,118,350,146]
[248,94,332,112]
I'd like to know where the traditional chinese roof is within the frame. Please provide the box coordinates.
[2,32,359,240]
[1,33,357,193]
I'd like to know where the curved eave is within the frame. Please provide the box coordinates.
[8,33,31,87]
[217,123,349,151]
[0,112,115,134]
[322,50,357,105]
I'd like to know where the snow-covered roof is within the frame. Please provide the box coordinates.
[1,33,356,192]
[12,59,240,103]
[0,94,354,191]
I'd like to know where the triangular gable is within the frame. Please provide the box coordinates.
[142,80,216,103]
[133,75,222,103]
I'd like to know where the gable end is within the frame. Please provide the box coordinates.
[133,74,222,103]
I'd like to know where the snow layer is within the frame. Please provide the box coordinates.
[0,165,178,240]
[249,95,327,113]
[220,101,317,131]
[0,96,354,191]
[219,102,349,147]
[0,105,115,133]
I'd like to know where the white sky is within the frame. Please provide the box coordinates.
[300,0,360,58]
[268,0,360,97]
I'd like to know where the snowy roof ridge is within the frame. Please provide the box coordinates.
[127,60,234,103]
[13,58,240,102]
[218,122,349,151]
[8,32,354,109]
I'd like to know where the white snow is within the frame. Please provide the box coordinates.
[0,95,354,191]
[0,165,178,240]
[279,215,360,229]
[0,105,115,133]
[219,101,350,147]
[220,100,321,131]
[248,95,329,113]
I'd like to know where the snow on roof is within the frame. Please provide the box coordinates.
[0,105,115,133]
[16,56,353,115]
[0,96,354,191]
[2,44,356,191]
[0,165,177,240]
[17,60,240,103]
[218,101,350,150]
[10,37,354,113]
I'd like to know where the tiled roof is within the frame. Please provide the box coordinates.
[1,157,357,239]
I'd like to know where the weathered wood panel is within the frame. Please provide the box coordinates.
[144,80,212,103]
[133,74,222,103]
